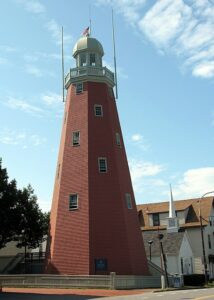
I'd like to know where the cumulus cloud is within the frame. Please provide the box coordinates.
[0,128,46,148]
[42,92,62,106]
[174,167,214,199]
[99,0,214,79]
[5,96,44,116]
[45,19,73,46]
[16,0,46,14]
[131,133,150,151]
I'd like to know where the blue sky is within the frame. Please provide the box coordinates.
[0,0,214,212]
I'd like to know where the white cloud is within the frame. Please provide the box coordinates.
[42,92,62,106]
[24,64,55,78]
[100,0,214,79]
[45,19,73,46]
[25,64,44,77]
[131,133,150,151]
[0,57,9,65]
[192,61,214,78]
[0,45,17,53]
[174,167,214,199]
[5,96,44,116]
[0,128,46,148]
[131,133,143,142]
[129,158,165,181]
[16,0,46,14]
[97,0,146,25]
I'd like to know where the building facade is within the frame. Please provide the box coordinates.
[137,196,214,278]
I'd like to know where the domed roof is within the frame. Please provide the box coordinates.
[73,36,104,57]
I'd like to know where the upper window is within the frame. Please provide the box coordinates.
[116,133,121,147]
[152,213,160,226]
[80,53,86,66]
[76,83,83,94]
[125,193,132,209]
[72,131,80,146]
[98,157,107,173]
[94,105,103,117]
[90,53,96,66]
[69,194,78,210]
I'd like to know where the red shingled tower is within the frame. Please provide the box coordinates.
[45,34,149,275]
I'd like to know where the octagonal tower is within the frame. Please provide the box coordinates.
[45,34,149,275]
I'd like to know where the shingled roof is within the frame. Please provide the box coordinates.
[143,230,184,256]
[137,196,214,231]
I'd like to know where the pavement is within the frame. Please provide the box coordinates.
[0,287,156,299]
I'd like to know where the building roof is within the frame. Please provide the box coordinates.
[137,196,214,231]
[73,36,104,57]
[143,230,185,256]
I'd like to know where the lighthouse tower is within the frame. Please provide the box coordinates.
[46,33,149,275]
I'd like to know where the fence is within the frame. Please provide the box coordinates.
[0,273,162,289]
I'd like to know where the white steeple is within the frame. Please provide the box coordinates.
[167,184,179,233]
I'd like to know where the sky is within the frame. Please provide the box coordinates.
[0,0,214,212]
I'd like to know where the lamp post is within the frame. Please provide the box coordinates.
[158,233,169,288]
[199,191,214,285]
[147,240,153,261]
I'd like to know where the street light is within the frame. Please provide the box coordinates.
[147,240,153,261]
[158,233,169,288]
[199,191,214,284]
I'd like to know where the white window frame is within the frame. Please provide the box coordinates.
[76,82,83,94]
[116,132,121,147]
[125,193,132,209]
[94,105,103,117]
[69,194,78,210]
[98,157,107,173]
[72,131,80,146]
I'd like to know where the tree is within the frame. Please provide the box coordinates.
[0,159,50,250]
[0,159,18,248]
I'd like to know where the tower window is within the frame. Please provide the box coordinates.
[208,234,212,249]
[152,213,160,226]
[80,53,86,66]
[98,157,107,173]
[116,133,121,147]
[125,193,132,209]
[72,131,80,146]
[94,105,103,117]
[69,194,78,210]
[76,83,83,94]
[90,53,96,66]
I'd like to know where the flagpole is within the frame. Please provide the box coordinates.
[89,4,92,36]
[61,26,65,102]
[112,9,118,99]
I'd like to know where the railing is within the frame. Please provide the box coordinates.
[65,66,115,86]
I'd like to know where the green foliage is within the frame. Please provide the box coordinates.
[0,158,50,250]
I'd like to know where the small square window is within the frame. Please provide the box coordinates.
[125,193,132,209]
[98,157,107,173]
[94,105,103,117]
[69,194,78,210]
[72,131,80,146]
[116,133,121,147]
[76,83,83,94]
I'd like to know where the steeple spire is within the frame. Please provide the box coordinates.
[167,184,179,233]
[169,183,176,218]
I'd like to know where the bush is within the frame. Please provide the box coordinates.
[183,274,205,286]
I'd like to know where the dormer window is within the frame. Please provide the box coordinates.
[90,53,96,66]
[152,213,160,226]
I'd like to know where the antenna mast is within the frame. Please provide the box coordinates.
[61,26,65,102]
[112,9,118,99]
